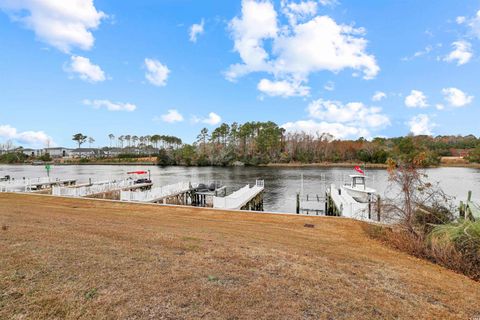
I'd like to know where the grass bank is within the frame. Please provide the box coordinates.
[1,194,480,319]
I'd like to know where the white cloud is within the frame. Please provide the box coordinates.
[192,112,222,126]
[405,90,428,108]
[66,55,106,82]
[307,99,390,129]
[0,124,53,148]
[435,103,445,110]
[372,91,386,101]
[282,120,370,139]
[226,0,278,81]
[318,0,338,6]
[401,44,442,61]
[281,98,389,140]
[324,81,335,91]
[189,19,205,42]
[160,109,184,123]
[407,114,435,136]
[0,0,106,53]
[258,78,310,97]
[456,16,466,24]
[273,16,379,80]
[442,87,473,107]
[281,0,318,25]
[83,99,136,112]
[226,0,379,97]
[444,40,473,65]
[466,10,480,38]
[202,112,222,125]
[144,58,170,87]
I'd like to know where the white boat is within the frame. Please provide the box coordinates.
[329,175,377,221]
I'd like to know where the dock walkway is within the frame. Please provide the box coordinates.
[52,179,149,198]
[0,177,76,192]
[213,180,264,210]
[120,182,195,203]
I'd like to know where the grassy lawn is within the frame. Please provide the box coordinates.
[1,193,479,319]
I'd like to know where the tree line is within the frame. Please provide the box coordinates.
[2,122,480,165]
[159,122,480,167]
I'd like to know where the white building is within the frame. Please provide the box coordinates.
[43,147,73,158]
[71,148,103,158]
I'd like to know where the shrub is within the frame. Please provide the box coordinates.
[0,152,27,164]
[39,153,52,162]
[428,220,480,280]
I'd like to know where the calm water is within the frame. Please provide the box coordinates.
[1,165,479,213]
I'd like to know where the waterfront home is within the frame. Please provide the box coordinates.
[43,147,73,158]
[21,148,41,157]
[102,147,124,157]
[71,148,103,158]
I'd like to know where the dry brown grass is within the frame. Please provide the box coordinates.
[1,193,480,319]
[365,223,480,281]
[440,157,468,165]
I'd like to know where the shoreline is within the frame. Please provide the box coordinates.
[1,161,480,169]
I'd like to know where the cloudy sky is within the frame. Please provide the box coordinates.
[0,0,479,148]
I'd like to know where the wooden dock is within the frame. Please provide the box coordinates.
[120,182,196,204]
[52,179,152,200]
[0,177,76,193]
[120,181,226,206]
[460,190,480,220]
[213,180,264,211]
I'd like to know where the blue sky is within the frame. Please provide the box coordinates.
[0,0,479,148]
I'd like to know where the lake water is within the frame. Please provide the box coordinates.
[1,165,479,213]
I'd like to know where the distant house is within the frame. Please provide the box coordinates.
[21,148,42,157]
[71,148,103,158]
[43,147,73,158]
[102,147,123,157]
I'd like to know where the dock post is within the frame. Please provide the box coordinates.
[459,201,465,219]
[296,193,300,214]
[368,198,372,220]
[377,195,381,222]
[325,191,329,216]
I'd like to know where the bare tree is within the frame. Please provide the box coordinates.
[381,155,453,237]
[88,137,95,148]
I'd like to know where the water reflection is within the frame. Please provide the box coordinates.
[0,165,479,213]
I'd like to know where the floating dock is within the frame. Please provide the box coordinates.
[52,179,152,200]
[121,180,264,212]
[213,180,264,211]
[121,181,196,203]
[120,181,226,206]
[0,177,76,193]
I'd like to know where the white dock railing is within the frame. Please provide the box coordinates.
[0,177,66,192]
[120,181,193,202]
[52,179,135,197]
[0,181,29,192]
[213,180,264,210]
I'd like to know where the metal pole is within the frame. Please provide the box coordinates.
[301,173,304,198]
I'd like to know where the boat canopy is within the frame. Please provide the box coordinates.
[349,174,368,178]
[127,171,148,175]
